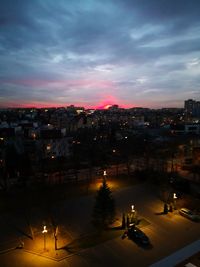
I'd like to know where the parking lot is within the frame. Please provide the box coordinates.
[0,182,199,267]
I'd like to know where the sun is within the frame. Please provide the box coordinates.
[104,104,112,110]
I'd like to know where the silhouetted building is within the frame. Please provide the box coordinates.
[185,99,200,117]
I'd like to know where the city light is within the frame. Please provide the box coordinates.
[173,193,177,210]
[42,225,48,251]
[130,205,136,226]
[32,133,36,139]
[131,205,135,213]
[46,145,51,151]
[103,170,107,182]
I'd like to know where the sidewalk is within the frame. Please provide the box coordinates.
[23,240,72,261]
[21,217,150,261]
[22,228,75,261]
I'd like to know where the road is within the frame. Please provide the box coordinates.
[0,182,200,267]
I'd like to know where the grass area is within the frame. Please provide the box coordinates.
[62,228,124,252]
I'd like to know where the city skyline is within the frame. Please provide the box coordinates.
[0,0,200,109]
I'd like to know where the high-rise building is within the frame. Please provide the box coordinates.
[184,99,195,115]
[194,101,200,117]
[184,99,200,117]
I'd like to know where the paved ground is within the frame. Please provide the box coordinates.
[0,181,200,267]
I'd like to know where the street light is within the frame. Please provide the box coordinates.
[173,193,177,210]
[54,226,58,250]
[42,225,48,251]
[46,145,51,151]
[130,205,136,225]
[131,205,135,213]
[103,170,107,182]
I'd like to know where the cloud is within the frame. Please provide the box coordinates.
[0,0,200,108]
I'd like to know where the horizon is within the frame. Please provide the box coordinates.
[0,102,185,110]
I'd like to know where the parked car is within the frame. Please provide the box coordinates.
[127,226,150,246]
[179,208,200,222]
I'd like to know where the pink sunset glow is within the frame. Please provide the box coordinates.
[0,79,115,89]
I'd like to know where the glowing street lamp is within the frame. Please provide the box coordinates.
[130,205,136,225]
[42,225,48,251]
[103,170,107,182]
[46,145,51,151]
[173,193,177,210]
[131,205,135,213]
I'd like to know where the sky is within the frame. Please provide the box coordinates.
[0,0,200,109]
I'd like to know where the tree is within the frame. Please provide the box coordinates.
[191,165,200,181]
[92,180,115,230]
[164,203,168,214]
[121,213,126,229]
[18,152,32,187]
[4,144,18,189]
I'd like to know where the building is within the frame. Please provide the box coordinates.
[185,99,200,117]
[38,128,72,159]
[171,124,200,135]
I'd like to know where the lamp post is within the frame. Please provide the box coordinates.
[42,225,48,251]
[103,170,107,182]
[131,205,135,213]
[54,226,58,250]
[173,193,177,210]
[130,205,136,225]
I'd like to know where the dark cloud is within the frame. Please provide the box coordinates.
[117,0,200,23]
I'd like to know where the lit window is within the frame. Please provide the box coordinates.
[46,145,51,151]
